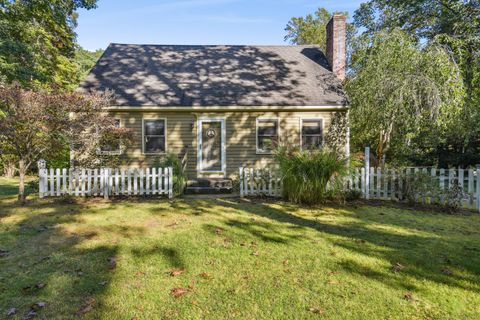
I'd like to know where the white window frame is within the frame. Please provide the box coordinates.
[97,118,123,156]
[197,117,226,174]
[256,117,280,154]
[300,118,324,151]
[142,117,168,155]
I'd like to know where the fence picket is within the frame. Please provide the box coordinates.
[127,169,132,195]
[146,168,150,195]
[152,168,157,195]
[468,169,474,206]
[476,165,480,212]
[376,168,381,199]
[431,168,437,204]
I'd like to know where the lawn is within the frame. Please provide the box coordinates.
[1,177,480,319]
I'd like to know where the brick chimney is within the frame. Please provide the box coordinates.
[326,14,347,81]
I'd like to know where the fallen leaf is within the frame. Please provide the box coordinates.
[6,308,16,316]
[22,285,33,293]
[75,297,96,316]
[166,221,179,227]
[32,302,46,310]
[391,262,405,273]
[190,300,199,305]
[308,307,324,314]
[198,272,212,279]
[36,256,51,264]
[441,268,453,276]
[169,268,186,277]
[107,257,117,269]
[35,283,46,289]
[251,251,259,256]
[171,287,188,298]
[403,292,414,301]
[283,259,289,266]
[188,283,194,290]
[22,310,37,320]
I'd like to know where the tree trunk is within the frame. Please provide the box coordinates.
[18,159,26,205]
[3,162,16,178]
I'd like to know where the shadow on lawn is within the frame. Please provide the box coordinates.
[188,197,480,294]
[0,199,143,318]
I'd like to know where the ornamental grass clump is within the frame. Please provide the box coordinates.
[275,147,348,204]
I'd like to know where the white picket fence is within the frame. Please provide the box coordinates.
[239,151,480,212]
[347,166,480,211]
[239,167,282,197]
[38,160,173,199]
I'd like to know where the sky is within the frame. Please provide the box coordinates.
[76,0,364,51]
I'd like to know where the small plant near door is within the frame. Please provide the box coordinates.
[155,153,187,196]
[274,147,348,204]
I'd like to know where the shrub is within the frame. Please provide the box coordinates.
[401,171,438,204]
[154,154,187,196]
[343,189,363,202]
[400,171,466,213]
[274,147,348,204]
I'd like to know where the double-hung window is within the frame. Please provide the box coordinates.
[301,118,323,150]
[256,118,279,153]
[143,119,166,154]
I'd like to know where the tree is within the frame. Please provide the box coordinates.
[284,8,333,51]
[0,0,99,89]
[346,29,465,165]
[353,0,480,166]
[75,47,104,82]
[284,8,355,63]
[0,83,133,203]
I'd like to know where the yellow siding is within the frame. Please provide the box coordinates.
[112,111,343,179]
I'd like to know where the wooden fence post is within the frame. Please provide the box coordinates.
[104,168,110,200]
[168,167,173,199]
[364,147,370,199]
[239,167,244,197]
[37,159,46,198]
[476,165,480,213]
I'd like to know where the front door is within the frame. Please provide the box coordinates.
[198,119,226,174]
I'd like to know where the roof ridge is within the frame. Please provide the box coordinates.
[108,43,321,48]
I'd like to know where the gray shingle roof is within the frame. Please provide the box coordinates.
[78,43,348,107]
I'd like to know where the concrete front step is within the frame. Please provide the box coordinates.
[185,179,233,195]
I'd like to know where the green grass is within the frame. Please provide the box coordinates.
[1,177,480,319]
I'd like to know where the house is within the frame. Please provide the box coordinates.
[78,14,349,192]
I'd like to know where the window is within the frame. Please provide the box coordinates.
[143,119,166,154]
[256,118,279,153]
[301,119,323,150]
[99,119,122,155]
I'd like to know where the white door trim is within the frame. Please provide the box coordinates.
[197,118,226,175]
